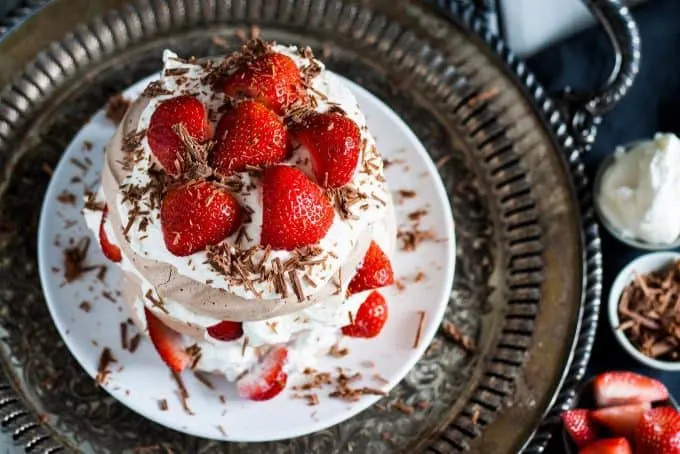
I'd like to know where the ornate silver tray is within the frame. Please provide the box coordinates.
[0,0,639,452]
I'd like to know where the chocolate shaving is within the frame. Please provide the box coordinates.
[120,322,129,350]
[142,81,172,98]
[328,344,349,358]
[413,311,426,348]
[392,399,415,415]
[193,371,215,390]
[79,301,92,312]
[441,320,476,353]
[617,260,680,360]
[158,399,168,411]
[63,237,97,282]
[95,347,117,386]
[397,226,438,252]
[57,190,77,205]
[105,93,131,124]
[171,371,194,415]
[145,289,168,314]
[128,333,142,353]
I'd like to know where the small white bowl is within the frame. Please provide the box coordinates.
[609,251,680,371]
[593,146,680,251]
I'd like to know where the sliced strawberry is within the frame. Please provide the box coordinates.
[636,406,680,454]
[160,180,242,256]
[210,100,291,174]
[207,321,243,341]
[223,53,306,115]
[593,371,669,407]
[237,346,288,401]
[145,308,191,373]
[292,112,361,188]
[342,291,388,338]
[98,205,122,263]
[147,95,211,176]
[592,402,650,439]
[562,409,600,448]
[260,165,334,251]
[578,437,632,454]
[347,241,394,295]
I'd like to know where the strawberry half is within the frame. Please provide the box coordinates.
[592,402,650,439]
[237,345,288,401]
[145,308,191,373]
[147,95,211,176]
[207,320,243,341]
[160,180,242,256]
[292,112,361,188]
[223,53,306,115]
[347,241,394,295]
[579,437,632,454]
[342,291,388,338]
[561,409,600,448]
[210,100,291,174]
[593,371,669,407]
[98,205,122,263]
[260,165,334,251]
[636,406,680,454]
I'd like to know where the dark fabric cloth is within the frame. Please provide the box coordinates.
[527,0,680,451]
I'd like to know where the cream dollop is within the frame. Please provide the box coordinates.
[599,133,680,244]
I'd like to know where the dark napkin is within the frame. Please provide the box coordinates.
[527,0,680,450]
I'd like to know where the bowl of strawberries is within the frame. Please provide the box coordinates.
[562,371,679,453]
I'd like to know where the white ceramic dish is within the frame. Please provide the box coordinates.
[37,71,456,441]
[593,144,680,251]
[608,251,680,371]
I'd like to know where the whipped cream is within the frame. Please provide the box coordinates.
[116,46,389,301]
[599,133,680,244]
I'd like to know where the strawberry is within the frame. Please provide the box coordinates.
[347,241,394,295]
[562,409,600,448]
[145,308,191,373]
[593,371,669,407]
[592,402,650,439]
[260,165,334,251]
[160,180,242,256]
[207,320,243,341]
[578,437,632,454]
[342,291,388,338]
[98,205,122,263]
[210,100,290,174]
[146,95,212,176]
[292,112,361,188]
[237,345,288,401]
[223,53,306,115]
[636,407,680,454]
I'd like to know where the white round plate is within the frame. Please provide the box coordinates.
[37,72,456,442]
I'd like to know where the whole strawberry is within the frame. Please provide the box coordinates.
[342,291,388,338]
[210,100,291,174]
[160,181,242,256]
[292,112,361,188]
[223,53,306,115]
[260,165,334,251]
[347,241,394,294]
[636,406,680,454]
[147,95,211,176]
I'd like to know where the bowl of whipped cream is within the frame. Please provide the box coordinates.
[595,133,680,250]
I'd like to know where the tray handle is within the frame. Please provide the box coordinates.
[561,0,641,145]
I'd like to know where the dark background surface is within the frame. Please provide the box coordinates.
[528,0,680,451]
[1,0,679,452]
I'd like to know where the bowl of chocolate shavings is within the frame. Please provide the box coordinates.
[609,251,680,371]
